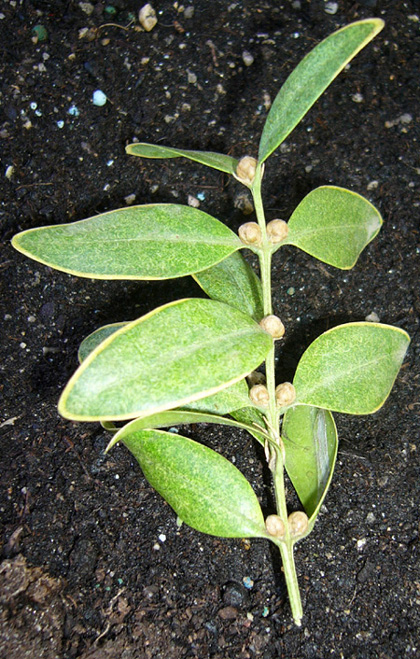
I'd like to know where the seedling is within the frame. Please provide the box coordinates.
[12,20,409,625]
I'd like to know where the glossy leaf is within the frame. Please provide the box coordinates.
[78,322,129,363]
[106,410,271,452]
[294,323,410,414]
[126,142,239,176]
[259,19,384,162]
[123,429,268,538]
[193,251,264,321]
[79,326,252,416]
[282,405,337,524]
[12,204,241,280]
[59,298,273,421]
[283,186,382,269]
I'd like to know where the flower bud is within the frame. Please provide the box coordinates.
[249,384,270,408]
[235,156,258,186]
[288,511,309,537]
[247,371,266,387]
[265,514,285,538]
[275,382,296,407]
[238,222,262,246]
[259,315,285,339]
[267,219,289,244]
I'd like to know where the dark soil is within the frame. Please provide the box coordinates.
[1,1,419,657]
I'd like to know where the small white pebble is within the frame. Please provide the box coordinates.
[399,113,412,124]
[324,1,338,15]
[27,315,36,323]
[158,533,166,542]
[188,195,200,208]
[106,159,114,166]
[20,342,27,349]
[242,50,254,66]
[352,93,364,103]
[124,194,136,205]
[153,542,160,551]
[357,538,367,550]
[263,92,271,111]
[367,180,379,190]
[5,165,14,179]
[92,89,107,106]
[365,311,380,323]
[79,2,95,16]
[68,104,80,117]
[56,120,65,128]
[187,70,197,84]
[139,4,157,32]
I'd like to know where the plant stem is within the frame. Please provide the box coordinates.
[272,450,303,626]
[252,166,303,627]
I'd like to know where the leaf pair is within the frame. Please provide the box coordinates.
[12,20,385,283]
[11,185,383,281]
[127,20,385,169]
[281,322,409,525]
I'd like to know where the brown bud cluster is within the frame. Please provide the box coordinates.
[235,156,258,186]
[249,384,270,408]
[267,219,289,244]
[259,315,285,339]
[288,511,309,538]
[238,222,262,246]
[265,514,285,539]
[275,382,296,408]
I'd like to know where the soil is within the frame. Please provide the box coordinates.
[1,1,419,657]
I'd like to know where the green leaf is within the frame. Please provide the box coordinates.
[294,323,410,414]
[193,251,264,321]
[79,326,254,418]
[182,379,251,415]
[258,19,384,162]
[12,204,241,280]
[106,410,271,452]
[126,142,239,176]
[78,322,129,363]
[123,429,268,538]
[283,186,382,269]
[282,405,337,525]
[231,406,267,446]
[59,298,273,421]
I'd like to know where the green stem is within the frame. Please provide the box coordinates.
[272,449,303,626]
[252,166,303,627]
